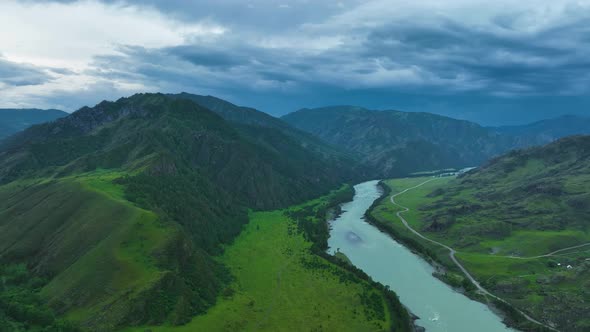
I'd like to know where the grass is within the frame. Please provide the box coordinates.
[385,177,453,231]
[369,177,457,266]
[455,252,550,278]
[480,230,590,257]
[0,170,396,331]
[47,206,170,325]
[74,169,128,201]
[372,176,590,331]
[0,172,176,330]
[124,209,393,332]
[410,168,457,176]
[334,252,353,265]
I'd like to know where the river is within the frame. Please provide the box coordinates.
[327,180,514,332]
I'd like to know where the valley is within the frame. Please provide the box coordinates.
[125,186,405,332]
[0,94,364,331]
[3,3,589,331]
[1,94,589,332]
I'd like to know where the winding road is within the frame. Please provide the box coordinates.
[389,178,560,332]
[495,242,590,260]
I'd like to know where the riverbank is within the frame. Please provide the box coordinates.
[291,183,415,332]
[363,181,496,320]
[328,181,513,332]
[122,184,409,332]
[368,178,557,332]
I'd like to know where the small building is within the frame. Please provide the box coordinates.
[567,265,573,269]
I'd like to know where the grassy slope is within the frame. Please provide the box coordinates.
[125,195,396,332]
[372,176,590,331]
[0,171,178,330]
[1,170,409,332]
[0,94,365,330]
[369,177,457,268]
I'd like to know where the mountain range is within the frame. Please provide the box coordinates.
[0,93,588,331]
[491,114,590,147]
[282,106,590,177]
[3,102,588,179]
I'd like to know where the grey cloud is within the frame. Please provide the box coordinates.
[29,0,363,31]
[361,15,590,96]
[166,45,250,68]
[33,1,590,97]
[0,58,53,86]
[25,81,129,112]
[11,0,590,123]
[48,67,77,76]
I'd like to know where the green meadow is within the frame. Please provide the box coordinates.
[1,169,406,332]
[125,210,394,332]
[369,177,457,267]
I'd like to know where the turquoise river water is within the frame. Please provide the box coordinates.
[327,180,515,332]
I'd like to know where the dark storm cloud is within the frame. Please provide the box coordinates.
[361,17,590,96]
[25,0,590,98]
[8,0,590,124]
[93,14,590,100]
[0,57,53,86]
[167,46,250,68]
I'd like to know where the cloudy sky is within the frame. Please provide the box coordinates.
[1,0,589,125]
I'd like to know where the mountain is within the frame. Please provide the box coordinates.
[0,94,358,330]
[427,135,590,239]
[491,115,590,147]
[168,93,361,168]
[416,135,590,330]
[282,106,514,177]
[0,108,67,140]
[169,92,289,128]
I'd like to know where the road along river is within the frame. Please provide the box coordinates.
[327,180,514,332]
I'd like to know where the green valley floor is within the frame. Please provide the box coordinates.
[124,199,400,332]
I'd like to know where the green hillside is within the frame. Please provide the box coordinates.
[0,94,371,331]
[427,135,590,239]
[370,136,590,331]
[170,93,364,177]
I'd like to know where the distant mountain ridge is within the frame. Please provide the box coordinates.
[282,106,515,177]
[282,106,590,177]
[0,108,67,140]
[490,114,590,147]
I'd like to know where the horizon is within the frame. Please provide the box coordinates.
[2,92,588,127]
